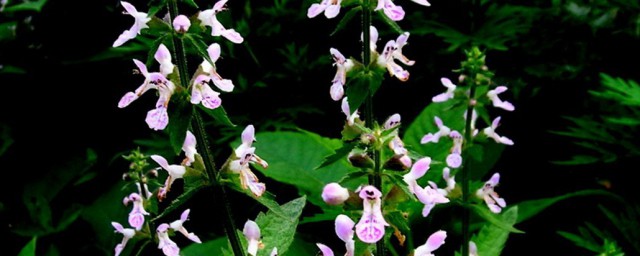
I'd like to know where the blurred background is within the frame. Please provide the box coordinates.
[1,0,639,255]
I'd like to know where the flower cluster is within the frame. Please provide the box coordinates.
[229,125,269,197]
[308,0,430,21]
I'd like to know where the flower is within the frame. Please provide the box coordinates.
[123,193,149,230]
[432,78,457,103]
[377,33,414,81]
[150,155,186,200]
[469,241,479,256]
[154,44,175,76]
[307,0,342,19]
[483,116,514,145]
[182,131,198,166]
[190,74,222,109]
[414,230,447,256]
[316,243,335,256]
[230,125,268,197]
[329,48,353,101]
[375,0,405,21]
[112,222,135,256]
[487,86,515,111]
[441,167,456,195]
[198,0,244,43]
[341,97,360,126]
[476,173,506,213]
[446,131,463,168]
[414,183,450,217]
[362,26,379,53]
[200,43,235,93]
[169,209,202,243]
[335,214,356,256]
[118,58,175,130]
[322,183,350,205]
[383,113,401,130]
[173,15,191,33]
[403,157,431,194]
[157,224,180,256]
[420,116,451,144]
[113,1,151,47]
[243,220,262,256]
[355,185,389,243]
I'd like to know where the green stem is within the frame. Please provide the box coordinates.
[461,75,478,256]
[361,0,384,255]
[167,1,245,255]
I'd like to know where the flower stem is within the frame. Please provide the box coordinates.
[461,74,478,256]
[167,1,245,255]
[362,0,385,255]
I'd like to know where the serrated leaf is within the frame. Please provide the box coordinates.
[199,105,236,127]
[168,100,194,155]
[316,142,356,170]
[469,204,523,233]
[183,236,234,256]
[18,237,37,256]
[151,184,206,222]
[471,206,519,256]
[377,10,403,34]
[253,131,355,207]
[255,197,306,255]
[184,34,213,65]
[513,189,619,224]
[385,174,416,200]
[346,70,384,115]
[227,182,287,218]
[331,6,362,36]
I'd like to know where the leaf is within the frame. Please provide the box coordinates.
[551,155,600,165]
[253,131,356,207]
[182,236,234,256]
[513,189,619,224]
[3,0,48,13]
[386,211,413,248]
[226,182,287,218]
[385,174,416,200]
[151,184,207,222]
[471,206,519,256]
[81,181,130,250]
[184,34,213,65]
[198,105,236,127]
[181,0,198,8]
[167,100,193,155]
[465,142,505,180]
[254,196,306,255]
[0,21,17,41]
[300,210,341,224]
[17,237,37,256]
[316,142,356,170]
[346,70,384,115]
[331,7,361,36]
[469,204,523,233]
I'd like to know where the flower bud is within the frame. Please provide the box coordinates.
[446,153,462,168]
[322,183,350,205]
[173,15,191,33]
[383,155,411,171]
[348,152,374,168]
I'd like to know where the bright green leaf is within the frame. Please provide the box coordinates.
[3,0,48,13]
[254,196,306,255]
[513,189,619,224]
[316,142,356,170]
[469,204,523,233]
[199,105,236,127]
[472,206,519,256]
[346,70,384,115]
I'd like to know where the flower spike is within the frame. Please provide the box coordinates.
[113,1,151,47]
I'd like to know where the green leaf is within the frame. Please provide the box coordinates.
[300,210,342,224]
[152,184,207,222]
[183,236,234,256]
[81,181,130,250]
[513,189,619,224]
[377,10,403,34]
[253,131,356,207]
[316,142,356,170]
[168,100,193,155]
[18,237,37,256]
[469,204,523,233]
[3,0,48,13]
[472,206,519,256]
[184,34,214,65]
[254,196,306,255]
[465,142,505,180]
[226,182,287,218]
[331,6,362,36]
[386,211,414,249]
[0,21,17,41]
[346,70,384,115]
[385,174,416,200]
[198,105,236,127]
[181,0,199,8]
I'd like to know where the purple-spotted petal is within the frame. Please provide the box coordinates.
[355,211,386,243]
[118,92,139,108]
[383,113,401,130]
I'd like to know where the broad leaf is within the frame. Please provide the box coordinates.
[469,204,523,233]
[346,70,384,115]
[471,206,519,256]
[3,0,48,13]
[253,131,356,207]
[199,105,236,127]
[316,142,356,170]
[17,237,37,256]
[254,197,306,255]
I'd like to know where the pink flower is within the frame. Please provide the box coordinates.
[112,222,135,256]
[414,230,447,256]
[169,209,202,243]
[446,131,463,168]
[123,193,149,230]
[414,183,450,217]
[230,125,268,197]
[322,183,349,205]
[355,186,389,243]
[483,116,514,145]
[432,78,457,103]
[335,214,356,256]
[341,97,360,126]
[487,86,515,111]
[197,0,244,43]
[182,131,198,166]
[151,155,186,200]
[113,1,151,47]
[307,0,342,19]
[476,173,507,213]
[157,224,180,256]
[403,157,431,194]
[173,15,191,33]
[243,220,261,256]
[420,116,451,144]
[375,0,405,21]
[199,43,235,93]
[329,48,353,101]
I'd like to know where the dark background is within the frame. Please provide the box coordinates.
[1,0,639,255]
